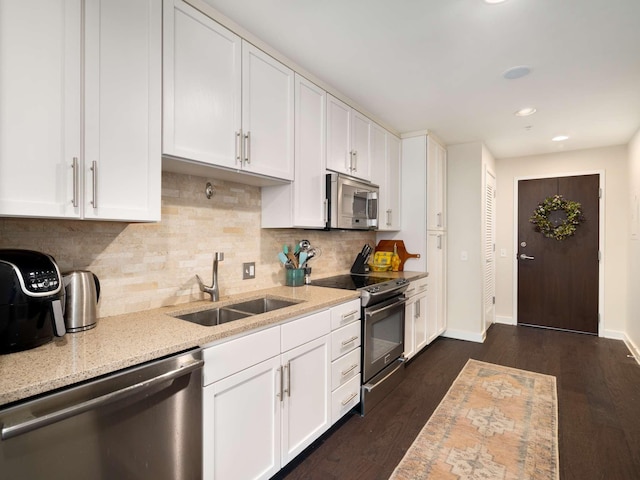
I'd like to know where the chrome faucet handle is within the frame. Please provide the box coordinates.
[197,252,224,302]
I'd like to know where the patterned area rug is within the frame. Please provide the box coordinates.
[390,359,558,480]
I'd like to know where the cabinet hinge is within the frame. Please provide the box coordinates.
[493,296,496,305]
[598,251,601,262]
[599,188,603,199]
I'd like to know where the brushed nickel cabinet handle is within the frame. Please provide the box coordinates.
[91,161,98,209]
[71,157,79,207]
[244,131,251,165]
[341,392,358,406]
[341,335,358,347]
[341,310,358,321]
[235,130,242,165]
[341,363,358,377]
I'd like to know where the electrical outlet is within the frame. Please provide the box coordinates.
[243,262,255,280]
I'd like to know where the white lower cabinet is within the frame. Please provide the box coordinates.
[203,299,360,479]
[404,278,428,361]
[329,299,361,423]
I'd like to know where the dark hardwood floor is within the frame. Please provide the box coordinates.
[273,324,640,480]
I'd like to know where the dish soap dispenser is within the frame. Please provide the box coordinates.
[391,243,401,272]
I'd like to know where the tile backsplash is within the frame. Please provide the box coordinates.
[0,172,375,317]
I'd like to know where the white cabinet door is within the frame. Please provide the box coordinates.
[261,74,326,228]
[0,0,82,219]
[386,134,402,230]
[204,355,282,480]
[163,0,241,169]
[414,293,429,353]
[326,94,370,182]
[293,75,326,227]
[83,0,161,221]
[281,335,331,465]
[427,137,447,231]
[371,124,401,231]
[427,231,447,343]
[350,110,371,181]
[326,95,351,176]
[241,41,294,181]
[403,295,417,360]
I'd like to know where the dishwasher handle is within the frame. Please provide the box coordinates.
[1,357,203,441]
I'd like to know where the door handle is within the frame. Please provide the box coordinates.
[519,254,535,260]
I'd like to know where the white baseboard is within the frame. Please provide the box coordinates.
[623,334,640,365]
[442,328,486,344]
[601,329,626,340]
[495,316,515,325]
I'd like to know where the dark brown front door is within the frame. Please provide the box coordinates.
[517,174,600,334]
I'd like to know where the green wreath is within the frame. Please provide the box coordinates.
[529,194,583,240]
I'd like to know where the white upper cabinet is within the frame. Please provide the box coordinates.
[0,0,161,221]
[326,95,370,181]
[0,0,82,218]
[371,124,401,231]
[241,42,294,181]
[83,0,162,221]
[427,137,447,231]
[163,0,294,182]
[262,74,326,228]
[162,0,241,170]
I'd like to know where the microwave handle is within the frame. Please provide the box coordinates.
[366,191,378,222]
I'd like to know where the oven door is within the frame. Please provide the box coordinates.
[362,295,406,383]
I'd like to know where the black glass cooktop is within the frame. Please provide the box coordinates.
[311,274,394,291]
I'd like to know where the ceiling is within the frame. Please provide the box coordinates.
[199,0,640,159]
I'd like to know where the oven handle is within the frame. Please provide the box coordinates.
[365,297,407,317]
[362,357,406,393]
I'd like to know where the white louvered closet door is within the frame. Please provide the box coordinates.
[483,169,497,330]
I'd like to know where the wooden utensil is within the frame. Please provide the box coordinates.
[374,240,420,271]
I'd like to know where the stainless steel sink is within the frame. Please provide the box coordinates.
[175,297,301,326]
[176,308,250,326]
[225,297,299,315]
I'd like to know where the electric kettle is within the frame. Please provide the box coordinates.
[63,270,101,332]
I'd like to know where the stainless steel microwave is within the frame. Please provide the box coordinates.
[326,173,379,230]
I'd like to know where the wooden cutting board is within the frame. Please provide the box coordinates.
[374,240,420,271]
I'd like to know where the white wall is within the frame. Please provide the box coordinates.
[446,142,495,342]
[495,145,629,337]
[627,128,640,358]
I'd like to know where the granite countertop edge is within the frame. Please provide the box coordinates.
[0,271,426,407]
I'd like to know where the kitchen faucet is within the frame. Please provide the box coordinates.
[196,252,224,301]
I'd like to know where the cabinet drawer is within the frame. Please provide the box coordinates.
[330,299,361,330]
[404,277,428,298]
[281,309,331,352]
[331,321,361,361]
[203,326,280,386]
[331,348,360,390]
[331,375,360,423]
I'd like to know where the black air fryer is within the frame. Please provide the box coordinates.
[0,249,66,354]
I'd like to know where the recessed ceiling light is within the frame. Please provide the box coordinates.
[484,0,508,4]
[515,107,537,117]
[503,66,532,80]
[552,135,569,142]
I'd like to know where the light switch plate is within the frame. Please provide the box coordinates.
[243,262,255,280]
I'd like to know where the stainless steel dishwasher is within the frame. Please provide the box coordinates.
[0,348,203,479]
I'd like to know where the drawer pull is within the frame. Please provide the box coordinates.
[341,392,358,406]
[341,310,359,321]
[341,335,358,347]
[405,288,415,296]
[341,363,358,377]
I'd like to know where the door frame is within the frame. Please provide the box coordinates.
[512,170,605,335]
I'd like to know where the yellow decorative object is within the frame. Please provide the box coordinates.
[369,251,393,271]
[391,243,401,272]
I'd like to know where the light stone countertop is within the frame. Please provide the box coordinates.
[0,271,427,407]
[0,285,360,407]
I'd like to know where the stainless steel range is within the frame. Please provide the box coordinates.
[311,274,409,415]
